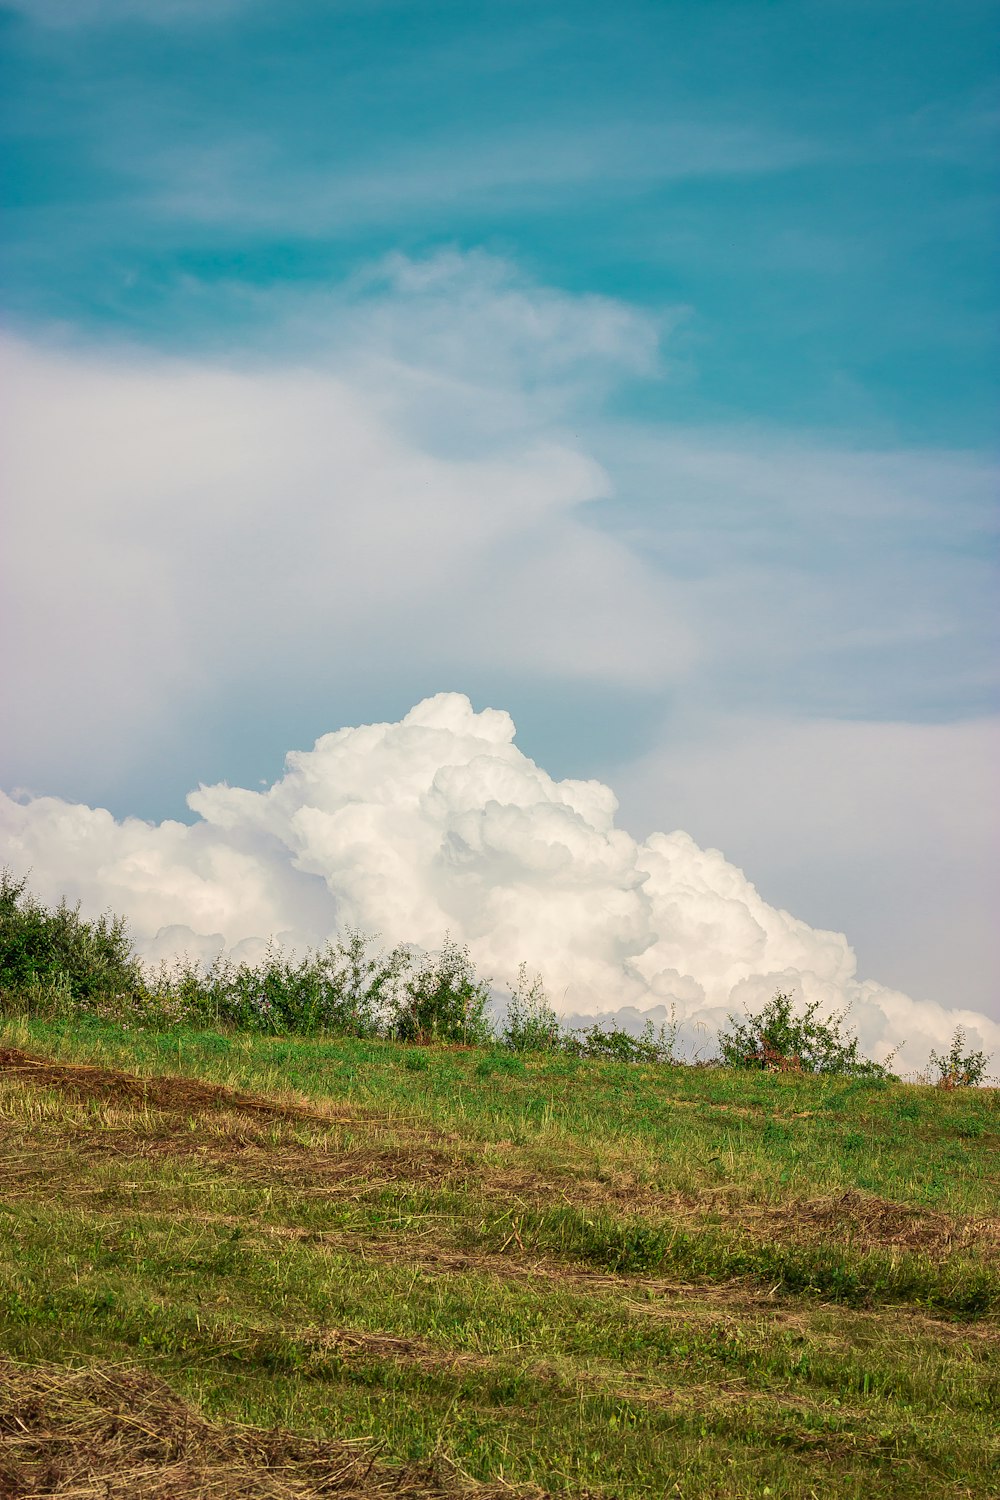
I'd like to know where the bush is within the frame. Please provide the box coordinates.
[145,933,412,1037]
[0,870,143,1008]
[390,937,494,1046]
[562,1017,677,1065]
[317,930,412,1037]
[500,965,561,1052]
[928,1028,991,1089]
[717,990,889,1078]
[0,877,495,1048]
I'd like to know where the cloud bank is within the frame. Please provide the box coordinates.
[3,692,995,1073]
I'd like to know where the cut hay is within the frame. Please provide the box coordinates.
[0,1360,549,1499]
[0,1047,334,1124]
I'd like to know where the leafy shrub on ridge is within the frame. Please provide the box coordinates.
[390,936,493,1045]
[717,990,892,1078]
[500,964,562,1052]
[144,931,413,1037]
[561,1017,678,1065]
[0,871,143,1009]
[928,1027,991,1088]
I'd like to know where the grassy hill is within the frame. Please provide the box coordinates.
[0,1016,997,1498]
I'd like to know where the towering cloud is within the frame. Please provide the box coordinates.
[2,693,994,1072]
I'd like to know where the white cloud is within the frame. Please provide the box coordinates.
[0,268,691,789]
[3,692,996,1073]
[3,252,995,1058]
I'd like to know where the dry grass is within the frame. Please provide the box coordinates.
[0,1047,355,1127]
[0,1360,549,1500]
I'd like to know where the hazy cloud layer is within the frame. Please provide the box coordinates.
[0,281,689,791]
[3,692,996,1073]
[2,9,995,1080]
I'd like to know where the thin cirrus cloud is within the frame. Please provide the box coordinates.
[140,118,819,235]
[2,691,996,1075]
[594,424,999,724]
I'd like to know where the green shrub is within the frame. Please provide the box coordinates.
[562,1018,676,1065]
[1,877,907,1086]
[317,929,412,1036]
[928,1027,991,1088]
[500,965,561,1052]
[0,870,143,1007]
[146,932,412,1037]
[717,990,890,1078]
[390,937,494,1046]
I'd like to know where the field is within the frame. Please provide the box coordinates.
[0,1016,997,1498]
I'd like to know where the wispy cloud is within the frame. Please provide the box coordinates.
[591,425,999,721]
[136,118,818,235]
[4,247,994,763]
[0,261,692,793]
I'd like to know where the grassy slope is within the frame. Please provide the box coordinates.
[1,1016,997,1498]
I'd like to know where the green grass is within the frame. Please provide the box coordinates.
[1,1015,997,1497]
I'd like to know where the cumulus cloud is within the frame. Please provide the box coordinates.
[3,692,995,1073]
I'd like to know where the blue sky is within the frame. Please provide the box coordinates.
[3,0,997,442]
[1,0,998,1020]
